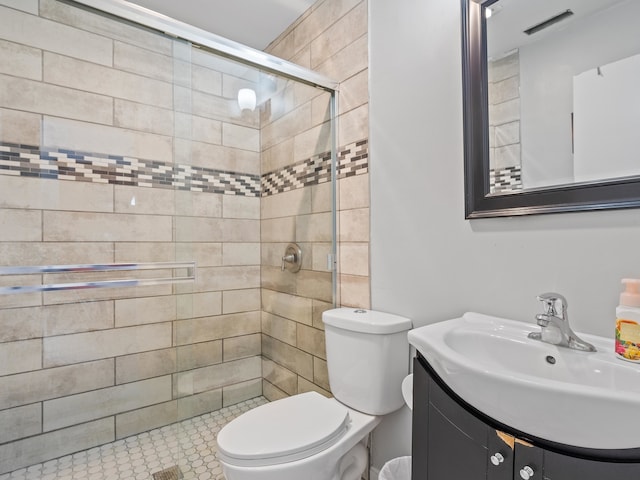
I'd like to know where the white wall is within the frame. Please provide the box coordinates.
[368,0,640,471]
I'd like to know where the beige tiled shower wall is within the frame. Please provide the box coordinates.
[261,0,370,401]
[0,1,262,473]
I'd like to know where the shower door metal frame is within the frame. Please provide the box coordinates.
[69,0,340,306]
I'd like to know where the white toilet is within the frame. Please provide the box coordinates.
[216,308,412,480]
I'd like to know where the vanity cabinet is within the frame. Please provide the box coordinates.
[412,354,640,480]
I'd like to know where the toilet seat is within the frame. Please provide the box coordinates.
[217,392,351,467]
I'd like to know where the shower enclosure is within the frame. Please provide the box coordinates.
[0,0,337,475]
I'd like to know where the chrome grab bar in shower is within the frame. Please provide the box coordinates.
[0,261,196,295]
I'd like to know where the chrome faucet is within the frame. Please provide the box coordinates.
[528,293,596,352]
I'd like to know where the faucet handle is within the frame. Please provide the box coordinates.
[536,293,567,317]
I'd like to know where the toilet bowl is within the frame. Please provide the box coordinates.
[217,308,412,480]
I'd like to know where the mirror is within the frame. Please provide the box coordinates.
[462,0,640,218]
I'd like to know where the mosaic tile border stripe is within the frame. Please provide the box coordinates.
[0,139,369,198]
[261,139,368,196]
[490,165,522,193]
[0,143,261,197]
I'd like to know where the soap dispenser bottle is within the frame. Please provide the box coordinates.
[615,278,640,362]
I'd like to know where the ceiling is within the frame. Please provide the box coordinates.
[126,0,317,50]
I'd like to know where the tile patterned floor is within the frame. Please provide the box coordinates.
[0,397,268,480]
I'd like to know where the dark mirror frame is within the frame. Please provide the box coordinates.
[462,0,640,219]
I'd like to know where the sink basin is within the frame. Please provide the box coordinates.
[408,312,640,450]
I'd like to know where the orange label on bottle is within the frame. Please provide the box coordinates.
[615,319,640,361]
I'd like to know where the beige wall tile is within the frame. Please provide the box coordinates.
[296,211,332,242]
[43,323,172,367]
[0,176,114,213]
[0,74,113,125]
[115,400,177,440]
[0,5,112,66]
[261,217,296,242]
[223,219,260,242]
[0,359,113,410]
[297,324,326,359]
[310,1,367,68]
[177,389,223,421]
[312,299,333,330]
[261,242,289,268]
[222,378,262,407]
[316,34,368,83]
[175,190,223,218]
[178,266,260,294]
[292,0,362,55]
[116,347,177,385]
[0,243,113,271]
[175,217,223,243]
[44,53,172,109]
[0,0,38,14]
[313,357,330,391]
[222,243,260,266]
[43,117,173,164]
[43,301,114,337]
[0,418,114,475]
[43,376,172,431]
[223,334,261,362]
[0,404,41,444]
[294,122,332,161]
[177,340,223,371]
[312,243,332,272]
[339,172,369,210]
[113,41,173,83]
[0,108,41,146]
[339,243,369,276]
[43,211,173,242]
[260,265,297,296]
[222,288,261,314]
[311,182,332,213]
[296,270,333,303]
[177,291,223,319]
[185,143,260,176]
[0,209,41,242]
[339,68,369,115]
[262,358,297,396]
[115,296,176,327]
[222,123,260,153]
[115,243,174,264]
[261,188,311,220]
[262,103,312,150]
[262,289,313,325]
[340,274,370,309]
[262,334,313,380]
[114,99,174,137]
[0,39,41,80]
[191,64,223,96]
[338,104,369,147]
[114,185,174,215]
[176,243,222,268]
[338,207,369,242]
[39,0,172,56]
[261,138,294,173]
[0,339,41,376]
[298,376,331,397]
[175,311,260,346]
[0,277,40,309]
[174,356,261,397]
[262,312,297,345]
[223,195,260,220]
[262,379,288,402]
[0,305,42,342]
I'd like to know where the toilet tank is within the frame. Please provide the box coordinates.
[322,308,412,415]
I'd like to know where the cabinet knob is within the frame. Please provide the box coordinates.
[490,453,504,466]
[519,466,535,480]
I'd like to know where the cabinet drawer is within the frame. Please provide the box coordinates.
[544,450,640,480]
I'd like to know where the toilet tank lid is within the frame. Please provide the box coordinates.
[322,308,412,334]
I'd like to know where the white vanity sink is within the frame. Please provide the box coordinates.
[408,312,640,450]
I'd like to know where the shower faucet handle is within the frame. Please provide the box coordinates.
[281,243,302,273]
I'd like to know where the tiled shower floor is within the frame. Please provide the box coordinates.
[0,397,268,480]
